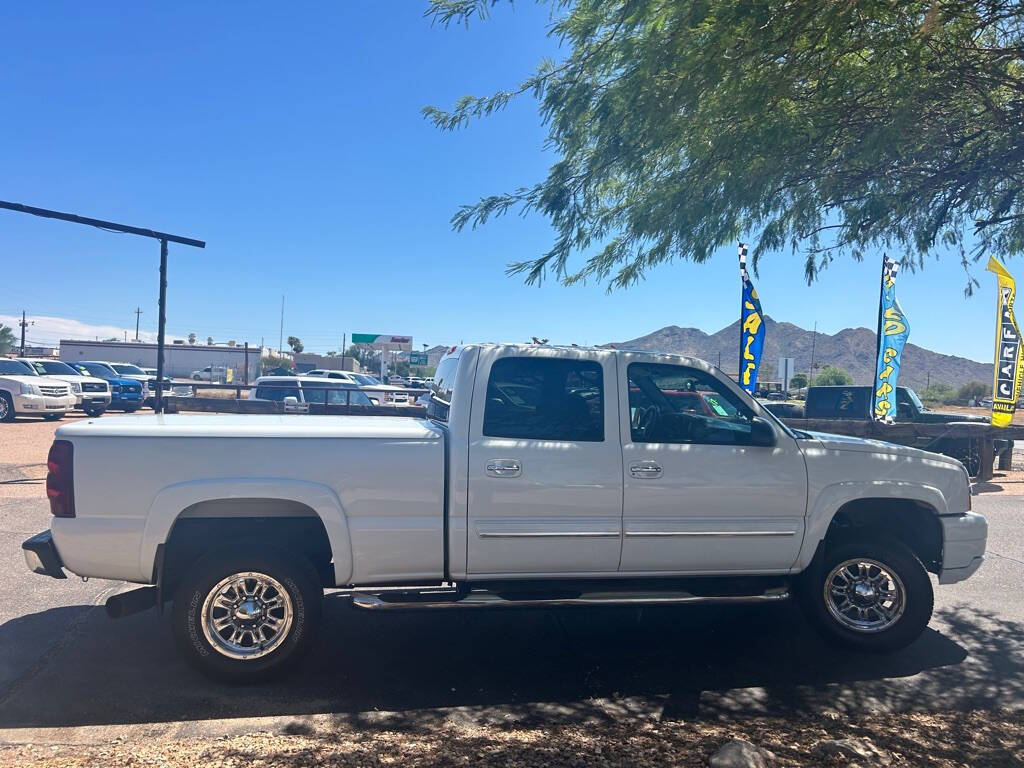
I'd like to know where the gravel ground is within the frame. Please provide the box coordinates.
[2,710,1021,767]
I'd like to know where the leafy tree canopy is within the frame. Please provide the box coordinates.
[789,372,809,390]
[287,336,304,354]
[427,0,1024,291]
[0,324,14,356]
[812,365,854,386]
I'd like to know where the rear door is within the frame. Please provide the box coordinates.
[466,347,623,575]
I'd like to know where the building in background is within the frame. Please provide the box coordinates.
[59,339,263,382]
[293,353,363,374]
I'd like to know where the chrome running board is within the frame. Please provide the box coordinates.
[351,586,790,611]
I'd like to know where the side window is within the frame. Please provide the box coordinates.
[482,357,604,442]
[255,385,300,402]
[627,363,755,445]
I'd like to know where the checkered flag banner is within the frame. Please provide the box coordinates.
[738,243,750,284]
[882,254,900,283]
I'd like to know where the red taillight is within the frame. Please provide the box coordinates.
[46,440,75,518]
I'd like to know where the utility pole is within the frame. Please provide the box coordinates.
[808,321,818,384]
[19,311,32,356]
[278,295,284,355]
[341,332,346,370]
[134,307,143,341]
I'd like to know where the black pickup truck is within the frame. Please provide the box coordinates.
[803,385,1012,475]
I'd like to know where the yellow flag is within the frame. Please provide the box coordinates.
[986,257,1023,427]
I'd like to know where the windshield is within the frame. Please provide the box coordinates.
[904,387,926,411]
[30,360,80,376]
[0,360,34,375]
[352,374,381,386]
[75,363,115,379]
[112,364,146,375]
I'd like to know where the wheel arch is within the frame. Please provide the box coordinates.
[141,478,353,589]
[798,481,948,573]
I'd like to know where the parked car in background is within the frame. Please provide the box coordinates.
[17,358,111,417]
[0,359,76,422]
[69,362,144,412]
[105,363,191,407]
[304,370,409,405]
[23,343,985,681]
[803,384,1012,476]
[250,376,375,408]
[191,366,214,381]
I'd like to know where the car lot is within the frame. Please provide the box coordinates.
[0,415,1022,747]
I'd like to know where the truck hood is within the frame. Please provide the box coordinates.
[56,412,445,440]
[801,430,963,467]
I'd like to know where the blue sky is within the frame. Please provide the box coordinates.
[0,2,1008,362]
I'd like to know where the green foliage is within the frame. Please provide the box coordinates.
[287,336,304,354]
[427,1,1024,292]
[812,366,854,386]
[0,324,14,356]
[789,373,809,390]
[921,381,959,405]
[261,355,294,374]
[957,379,990,401]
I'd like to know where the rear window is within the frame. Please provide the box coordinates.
[483,357,604,442]
[427,354,461,422]
[807,387,868,418]
[0,360,34,375]
[255,385,301,402]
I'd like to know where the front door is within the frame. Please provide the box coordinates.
[618,356,807,574]
[466,347,623,575]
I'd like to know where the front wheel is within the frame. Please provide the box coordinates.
[0,392,15,422]
[83,407,105,418]
[42,413,63,421]
[799,534,933,652]
[172,549,322,682]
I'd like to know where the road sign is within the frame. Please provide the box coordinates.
[409,352,428,365]
[351,333,412,352]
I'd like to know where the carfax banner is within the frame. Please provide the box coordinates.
[873,255,909,423]
[986,257,1023,427]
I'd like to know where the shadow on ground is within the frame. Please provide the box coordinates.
[0,596,1020,730]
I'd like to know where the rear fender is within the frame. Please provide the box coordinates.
[140,478,353,584]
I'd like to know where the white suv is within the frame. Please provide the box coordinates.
[0,359,76,422]
[304,369,409,404]
[16,358,111,417]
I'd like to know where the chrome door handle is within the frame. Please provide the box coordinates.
[629,461,663,479]
[486,459,522,478]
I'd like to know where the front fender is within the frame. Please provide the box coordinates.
[795,479,949,571]
[140,477,353,584]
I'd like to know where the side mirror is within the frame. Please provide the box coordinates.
[282,396,299,406]
[749,416,776,447]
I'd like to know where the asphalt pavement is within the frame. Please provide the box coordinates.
[0,493,1021,745]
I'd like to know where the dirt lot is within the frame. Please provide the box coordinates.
[2,710,1022,767]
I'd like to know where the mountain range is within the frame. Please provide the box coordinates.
[607,316,991,391]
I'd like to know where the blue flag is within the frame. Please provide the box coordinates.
[873,255,910,422]
[738,243,765,394]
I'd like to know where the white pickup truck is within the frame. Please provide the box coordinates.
[23,344,987,680]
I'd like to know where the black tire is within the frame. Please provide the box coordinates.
[192,374,202,380]
[124,406,140,413]
[798,534,933,652]
[172,547,322,682]
[0,391,14,423]
[83,408,105,418]
[42,413,63,421]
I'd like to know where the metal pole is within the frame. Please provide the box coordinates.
[243,342,249,385]
[20,311,26,356]
[134,307,143,341]
[341,332,346,371]
[154,238,168,414]
[279,295,284,357]
[808,321,817,384]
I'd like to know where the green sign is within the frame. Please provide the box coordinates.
[409,352,428,365]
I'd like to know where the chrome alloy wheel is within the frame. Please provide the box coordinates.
[0,397,8,420]
[201,572,294,660]
[824,558,906,633]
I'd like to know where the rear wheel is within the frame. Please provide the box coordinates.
[172,548,322,682]
[0,392,14,422]
[799,534,933,652]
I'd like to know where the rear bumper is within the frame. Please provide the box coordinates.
[22,531,66,579]
[938,511,988,584]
